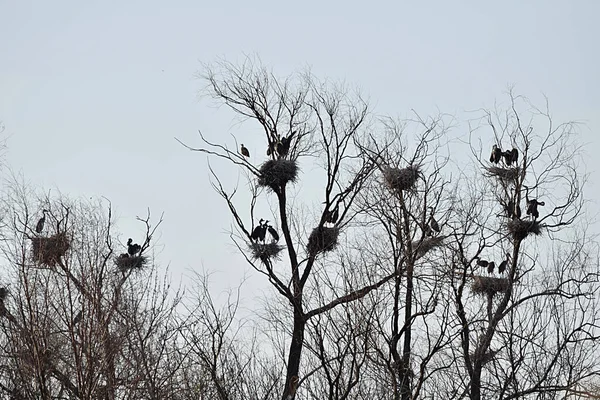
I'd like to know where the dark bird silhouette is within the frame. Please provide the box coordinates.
[524,185,545,219]
[267,141,276,156]
[0,287,7,302]
[502,150,514,165]
[475,257,489,268]
[127,238,141,256]
[511,148,519,165]
[73,310,83,325]
[267,225,279,242]
[250,219,265,241]
[429,208,440,233]
[498,253,509,274]
[487,261,495,274]
[490,145,502,164]
[277,130,296,158]
[258,220,268,241]
[240,144,250,158]
[35,209,49,234]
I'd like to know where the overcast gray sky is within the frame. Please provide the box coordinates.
[1,1,598,294]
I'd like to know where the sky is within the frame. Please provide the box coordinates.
[0,1,598,299]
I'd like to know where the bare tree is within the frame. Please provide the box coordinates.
[446,91,600,400]
[180,56,401,399]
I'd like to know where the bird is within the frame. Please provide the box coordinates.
[498,253,509,274]
[127,238,141,256]
[250,219,265,241]
[267,225,279,242]
[267,141,276,156]
[325,204,340,224]
[502,150,514,165]
[511,148,519,165]
[240,144,250,158]
[35,209,49,234]
[475,257,489,268]
[490,145,502,164]
[487,261,495,274]
[258,220,269,241]
[277,130,296,158]
[429,208,440,233]
[524,186,545,219]
[73,310,83,325]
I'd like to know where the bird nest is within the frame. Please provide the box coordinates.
[115,254,148,272]
[257,160,299,192]
[249,242,285,264]
[411,236,445,258]
[31,232,70,267]
[484,166,520,182]
[471,276,510,296]
[383,165,422,193]
[507,219,543,241]
[307,226,340,256]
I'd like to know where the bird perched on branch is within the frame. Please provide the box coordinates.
[487,261,495,274]
[250,219,269,242]
[267,224,279,242]
[524,185,545,219]
[498,253,510,274]
[240,144,250,158]
[277,130,296,158]
[324,204,340,225]
[127,238,141,256]
[428,207,440,233]
[475,257,489,269]
[490,145,502,164]
[35,209,49,234]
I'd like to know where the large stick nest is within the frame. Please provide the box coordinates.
[257,160,299,192]
[249,242,285,264]
[484,166,520,182]
[116,254,149,273]
[411,236,445,258]
[471,275,510,296]
[307,226,340,256]
[31,232,70,267]
[507,219,543,241]
[383,165,422,193]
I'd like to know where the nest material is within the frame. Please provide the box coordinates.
[471,276,510,295]
[507,219,543,241]
[249,242,285,263]
[484,166,520,182]
[116,254,148,272]
[411,236,445,258]
[383,165,422,193]
[31,232,70,267]
[257,160,299,192]
[307,226,340,256]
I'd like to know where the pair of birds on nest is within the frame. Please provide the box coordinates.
[250,219,279,242]
[490,145,519,166]
[475,253,510,274]
[119,238,142,258]
[240,130,296,159]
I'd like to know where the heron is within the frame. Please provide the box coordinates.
[490,145,502,164]
[475,257,489,268]
[487,261,495,274]
[511,148,519,165]
[35,209,49,234]
[498,253,509,274]
[524,185,544,219]
[250,219,265,241]
[277,130,296,157]
[429,208,440,233]
[240,144,250,158]
[267,224,279,242]
[502,150,513,165]
[325,204,339,224]
[127,238,141,256]
[73,310,83,325]
[258,220,269,242]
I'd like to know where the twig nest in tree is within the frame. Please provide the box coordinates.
[484,166,520,182]
[249,242,285,264]
[411,236,445,259]
[507,219,543,241]
[383,165,422,193]
[307,226,340,256]
[31,232,70,267]
[471,276,510,296]
[116,254,148,273]
[257,159,299,192]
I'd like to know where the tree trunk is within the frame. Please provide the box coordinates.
[400,261,414,400]
[282,309,305,400]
